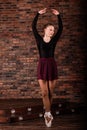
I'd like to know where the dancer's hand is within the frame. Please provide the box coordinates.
[51,9,60,15]
[38,8,47,14]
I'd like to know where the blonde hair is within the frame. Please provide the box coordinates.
[43,23,54,29]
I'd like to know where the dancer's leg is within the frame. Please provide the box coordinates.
[48,80,57,105]
[38,79,55,127]
[38,79,51,112]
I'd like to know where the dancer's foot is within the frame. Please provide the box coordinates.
[44,112,53,127]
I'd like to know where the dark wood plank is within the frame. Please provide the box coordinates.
[0,114,86,130]
[0,99,86,123]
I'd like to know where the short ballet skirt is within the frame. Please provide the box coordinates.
[37,58,58,81]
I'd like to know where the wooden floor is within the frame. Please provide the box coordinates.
[0,99,86,130]
[0,114,86,130]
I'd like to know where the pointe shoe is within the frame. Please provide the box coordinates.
[44,112,53,127]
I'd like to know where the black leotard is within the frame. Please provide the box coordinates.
[32,13,63,58]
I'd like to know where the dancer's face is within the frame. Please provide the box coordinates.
[44,25,54,37]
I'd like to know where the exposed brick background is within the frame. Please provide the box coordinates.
[0,0,87,102]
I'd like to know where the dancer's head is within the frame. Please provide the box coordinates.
[44,24,55,38]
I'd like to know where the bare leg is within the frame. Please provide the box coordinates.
[38,79,56,127]
[49,80,57,106]
[38,79,51,112]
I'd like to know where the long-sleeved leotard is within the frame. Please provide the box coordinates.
[32,13,63,58]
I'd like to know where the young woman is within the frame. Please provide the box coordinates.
[32,8,63,127]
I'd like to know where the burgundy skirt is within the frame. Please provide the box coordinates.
[37,58,58,81]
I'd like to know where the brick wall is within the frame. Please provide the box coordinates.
[0,0,86,102]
